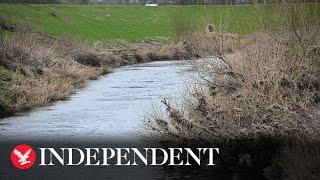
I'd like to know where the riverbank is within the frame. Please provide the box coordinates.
[0,31,191,118]
[147,4,320,178]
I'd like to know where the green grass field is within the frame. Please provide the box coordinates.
[0,3,319,41]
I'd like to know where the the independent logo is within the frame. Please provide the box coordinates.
[10,144,36,170]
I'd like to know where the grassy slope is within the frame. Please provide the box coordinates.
[0,3,302,41]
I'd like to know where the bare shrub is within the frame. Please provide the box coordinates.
[147,2,320,177]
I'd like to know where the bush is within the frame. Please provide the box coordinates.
[147,2,320,177]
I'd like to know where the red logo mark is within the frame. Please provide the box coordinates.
[10,144,36,170]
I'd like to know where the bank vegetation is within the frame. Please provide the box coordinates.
[147,2,320,179]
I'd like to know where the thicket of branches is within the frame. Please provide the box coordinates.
[147,2,320,178]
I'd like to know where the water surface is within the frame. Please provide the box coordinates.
[0,60,195,141]
[0,60,269,180]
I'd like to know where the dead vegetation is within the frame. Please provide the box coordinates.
[0,33,100,117]
[147,3,320,178]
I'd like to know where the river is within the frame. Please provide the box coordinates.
[0,60,195,141]
[0,59,269,180]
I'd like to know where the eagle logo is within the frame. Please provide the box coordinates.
[10,144,36,170]
[13,148,32,165]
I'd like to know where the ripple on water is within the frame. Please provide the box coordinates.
[0,60,197,141]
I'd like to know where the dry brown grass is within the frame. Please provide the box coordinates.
[0,33,123,116]
[147,2,320,178]
[101,64,113,75]
[148,32,320,142]
[154,42,190,60]
[0,33,101,115]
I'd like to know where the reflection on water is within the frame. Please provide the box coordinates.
[0,60,195,141]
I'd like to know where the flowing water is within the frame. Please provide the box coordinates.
[0,60,195,141]
[0,60,268,180]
